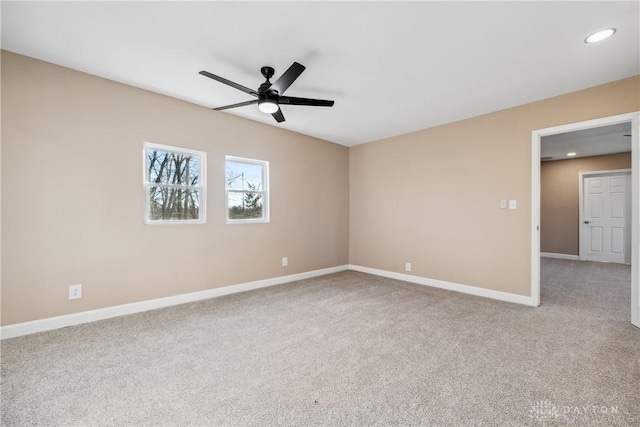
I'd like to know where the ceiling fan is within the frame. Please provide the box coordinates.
[199,62,334,123]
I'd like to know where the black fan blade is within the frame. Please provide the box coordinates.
[279,96,334,107]
[272,108,285,123]
[199,71,258,97]
[270,62,305,95]
[213,99,259,111]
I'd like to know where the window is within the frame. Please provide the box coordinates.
[225,156,269,223]
[144,142,206,224]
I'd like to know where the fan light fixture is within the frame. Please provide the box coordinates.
[258,99,279,114]
[585,28,616,44]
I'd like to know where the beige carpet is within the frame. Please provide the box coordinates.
[2,260,639,426]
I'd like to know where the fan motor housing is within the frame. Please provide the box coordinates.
[259,82,279,99]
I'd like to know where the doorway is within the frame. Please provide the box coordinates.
[531,112,640,328]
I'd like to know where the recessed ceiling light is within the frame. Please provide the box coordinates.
[585,28,616,44]
[567,152,577,157]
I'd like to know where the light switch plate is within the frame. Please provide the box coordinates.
[509,200,517,210]
[500,200,507,209]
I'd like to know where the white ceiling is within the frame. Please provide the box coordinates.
[541,122,632,161]
[2,1,638,147]
[540,122,631,160]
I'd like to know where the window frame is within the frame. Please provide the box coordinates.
[143,141,207,225]
[225,155,270,224]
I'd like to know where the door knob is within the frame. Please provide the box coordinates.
[584,220,591,224]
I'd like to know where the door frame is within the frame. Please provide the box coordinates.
[531,111,639,328]
[578,169,631,263]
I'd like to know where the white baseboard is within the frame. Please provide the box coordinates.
[349,265,537,307]
[1,263,537,339]
[0,265,349,340]
[541,252,580,260]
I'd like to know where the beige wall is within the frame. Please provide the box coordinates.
[2,49,639,326]
[1,51,349,325]
[350,76,639,296]
[541,153,631,256]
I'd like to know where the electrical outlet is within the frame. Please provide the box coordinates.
[405,262,412,272]
[282,257,288,267]
[69,284,82,300]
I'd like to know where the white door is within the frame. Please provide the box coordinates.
[582,173,631,263]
